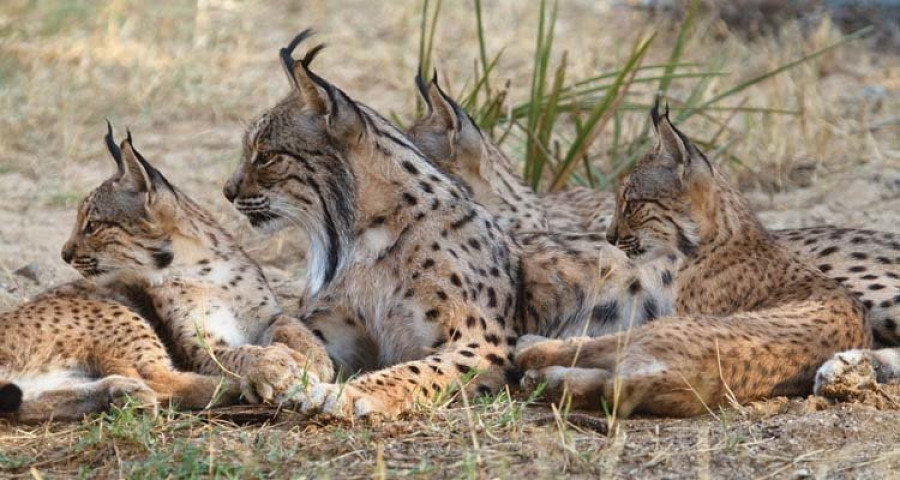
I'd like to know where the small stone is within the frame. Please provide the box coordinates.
[792,468,811,479]
[13,263,40,283]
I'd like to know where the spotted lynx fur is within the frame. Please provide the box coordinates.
[514,106,870,416]
[0,279,241,422]
[222,31,689,420]
[0,125,333,423]
[408,77,900,353]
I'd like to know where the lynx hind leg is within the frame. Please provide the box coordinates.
[12,375,158,423]
[141,368,241,409]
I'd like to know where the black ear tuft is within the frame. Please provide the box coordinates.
[302,43,326,68]
[650,94,662,129]
[280,28,314,74]
[415,69,431,108]
[105,119,124,172]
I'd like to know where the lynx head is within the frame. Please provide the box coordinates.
[408,75,546,231]
[223,29,362,235]
[61,123,181,282]
[225,30,425,292]
[408,75,510,195]
[606,100,720,259]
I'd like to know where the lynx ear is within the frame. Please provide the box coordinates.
[651,98,688,169]
[417,72,460,136]
[414,74,484,169]
[650,98,712,182]
[118,131,177,217]
[280,30,364,142]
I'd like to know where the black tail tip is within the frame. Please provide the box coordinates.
[0,383,22,413]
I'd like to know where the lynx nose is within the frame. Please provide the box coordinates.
[606,229,618,246]
[223,178,238,203]
[61,243,75,264]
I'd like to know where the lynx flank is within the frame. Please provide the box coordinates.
[515,105,870,416]
[408,77,900,353]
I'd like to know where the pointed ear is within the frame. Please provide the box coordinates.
[418,75,484,168]
[652,106,713,182]
[280,31,364,142]
[654,108,689,170]
[117,135,153,193]
[119,132,177,210]
[281,31,328,115]
[418,73,460,135]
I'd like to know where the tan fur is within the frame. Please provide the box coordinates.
[408,78,900,352]
[0,280,241,423]
[59,128,331,406]
[514,110,871,416]
[222,34,680,419]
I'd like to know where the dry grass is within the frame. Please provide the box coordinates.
[1,1,900,478]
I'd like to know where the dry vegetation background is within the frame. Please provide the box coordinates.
[1,0,900,478]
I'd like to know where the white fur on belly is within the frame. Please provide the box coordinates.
[7,369,94,401]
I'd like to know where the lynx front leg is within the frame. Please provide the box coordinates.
[167,308,310,404]
[302,345,510,420]
[262,313,335,382]
[299,312,515,421]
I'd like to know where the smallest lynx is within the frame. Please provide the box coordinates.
[1,124,332,422]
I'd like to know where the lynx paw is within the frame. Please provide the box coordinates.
[242,344,312,404]
[104,376,159,416]
[521,366,610,410]
[299,383,391,421]
[814,350,877,397]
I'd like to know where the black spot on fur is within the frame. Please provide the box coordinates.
[0,383,22,413]
[628,279,642,295]
[818,246,839,257]
[591,301,618,324]
[486,354,505,366]
[642,298,659,320]
[661,270,673,286]
[152,249,174,269]
[676,230,697,256]
[401,161,420,175]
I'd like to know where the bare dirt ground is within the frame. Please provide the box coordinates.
[1,1,900,478]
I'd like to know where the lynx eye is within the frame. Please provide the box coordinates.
[83,221,99,235]
[254,151,277,168]
[83,220,114,235]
